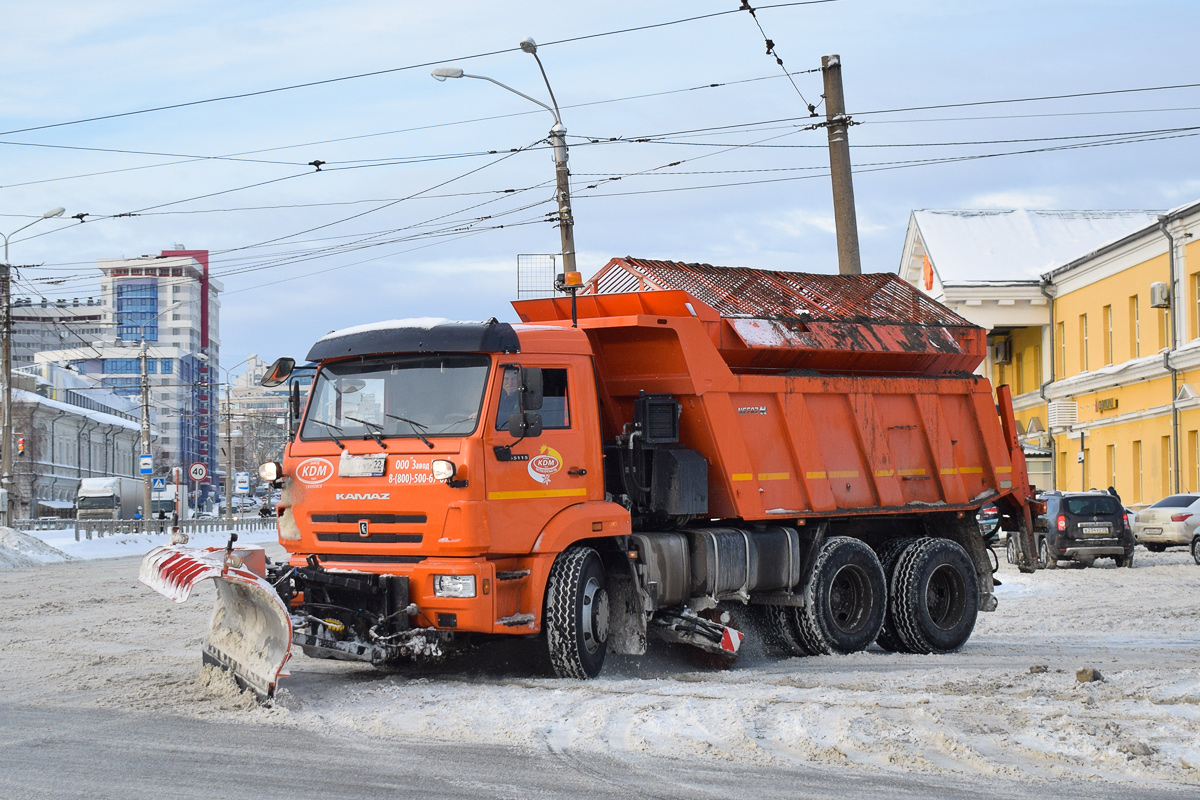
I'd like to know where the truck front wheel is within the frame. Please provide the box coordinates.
[544,546,609,679]
[890,537,978,654]
[791,537,886,655]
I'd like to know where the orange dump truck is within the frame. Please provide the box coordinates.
[141,259,1037,698]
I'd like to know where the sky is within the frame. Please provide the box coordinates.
[1,0,1197,374]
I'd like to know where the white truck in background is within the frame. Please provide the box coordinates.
[76,477,144,521]
[150,484,189,520]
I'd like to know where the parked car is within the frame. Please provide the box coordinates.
[1192,533,1200,565]
[977,503,1000,542]
[1035,490,1134,568]
[1133,493,1200,552]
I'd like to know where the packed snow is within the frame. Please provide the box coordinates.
[1,526,1197,793]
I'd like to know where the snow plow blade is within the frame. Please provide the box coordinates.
[139,544,292,701]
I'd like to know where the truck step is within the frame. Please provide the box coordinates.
[495,570,531,581]
[497,613,536,627]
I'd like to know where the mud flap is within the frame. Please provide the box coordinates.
[139,545,293,700]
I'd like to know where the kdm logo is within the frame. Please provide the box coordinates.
[528,445,562,485]
[296,458,334,486]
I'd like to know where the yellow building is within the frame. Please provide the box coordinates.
[1042,200,1200,505]
[898,209,1161,493]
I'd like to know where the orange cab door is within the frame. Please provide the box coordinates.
[483,358,601,554]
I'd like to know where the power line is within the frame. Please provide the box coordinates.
[853,82,1200,117]
[737,1,820,114]
[0,1,844,138]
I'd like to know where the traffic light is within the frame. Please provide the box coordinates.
[16,437,24,457]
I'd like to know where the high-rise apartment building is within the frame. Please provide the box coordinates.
[36,249,221,496]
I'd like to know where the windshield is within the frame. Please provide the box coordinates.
[300,354,490,442]
[77,496,115,509]
[1064,496,1120,516]
[1150,494,1200,509]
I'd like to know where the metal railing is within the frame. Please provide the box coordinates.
[69,517,276,541]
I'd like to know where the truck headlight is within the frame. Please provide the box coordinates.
[259,462,282,482]
[433,575,476,598]
[432,459,456,481]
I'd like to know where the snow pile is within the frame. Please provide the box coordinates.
[22,524,279,562]
[0,526,73,568]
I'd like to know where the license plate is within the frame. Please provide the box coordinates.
[338,454,387,477]
[1081,525,1109,535]
[1141,527,1162,535]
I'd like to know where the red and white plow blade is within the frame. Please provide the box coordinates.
[719,625,744,654]
[140,545,293,700]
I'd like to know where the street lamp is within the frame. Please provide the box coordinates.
[1,206,66,521]
[216,354,257,520]
[432,37,581,293]
[115,301,181,521]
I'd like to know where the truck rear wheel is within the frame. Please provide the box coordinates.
[873,537,918,653]
[544,546,609,679]
[791,537,886,655]
[891,537,978,654]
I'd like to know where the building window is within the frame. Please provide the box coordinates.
[1132,440,1142,502]
[1189,430,1198,493]
[1078,314,1088,373]
[1106,443,1115,490]
[172,313,181,321]
[1056,322,1065,376]
[160,358,173,374]
[104,358,140,374]
[1014,352,1024,394]
[1162,435,1173,496]
[1102,304,1113,365]
[1129,295,1140,359]
[1158,309,1169,351]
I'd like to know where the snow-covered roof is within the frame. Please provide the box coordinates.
[316,317,455,343]
[909,209,1162,283]
[13,388,140,431]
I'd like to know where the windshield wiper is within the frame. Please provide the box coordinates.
[385,413,434,449]
[308,418,346,449]
[345,415,388,449]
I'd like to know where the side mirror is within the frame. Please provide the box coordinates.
[261,357,295,387]
[521,367,543,411]
[508,411,543,438]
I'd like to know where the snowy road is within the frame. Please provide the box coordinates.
[1,529,1198,797]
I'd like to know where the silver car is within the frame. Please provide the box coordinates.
[1133,493,1200,551]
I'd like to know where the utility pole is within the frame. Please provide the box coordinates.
[140,339,152,521]
[0,263,13,521]
[225,381,233,520]
[821,54,862,276]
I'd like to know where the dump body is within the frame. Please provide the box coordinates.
[514,282,1029,522]
[77,476,144,520]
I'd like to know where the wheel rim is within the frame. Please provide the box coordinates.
[827,564,873,635]
[1038,539,1048,563]
[926,564,967,631]
[1007,538,1016,563]
[580,576,609,655]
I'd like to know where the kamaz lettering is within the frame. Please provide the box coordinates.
[335,492,390,501]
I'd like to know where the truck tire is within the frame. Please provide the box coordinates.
[764,604,818,657]
[791,537,886,655]
[891,538,978,654]
[1038,537,1057,569]
[873,537,918,653]
[544,546,609,679]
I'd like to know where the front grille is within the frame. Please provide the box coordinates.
[315,554,427,564]
[311,513,426,524]
[316,533,422,544]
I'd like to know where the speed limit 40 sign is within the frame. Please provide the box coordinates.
[189,462,208,482]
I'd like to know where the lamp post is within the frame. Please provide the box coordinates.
[217,354,256,520]
[1,206,65,521]
[432,37,580,284]
[115,301,180,522]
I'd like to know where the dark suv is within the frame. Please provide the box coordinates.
[1036,491,1134,568]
